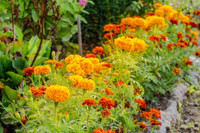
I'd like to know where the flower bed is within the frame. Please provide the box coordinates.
[0,2,200,133]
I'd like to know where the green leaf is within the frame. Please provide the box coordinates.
[12,57,28,70]
[6,72,23,86]
[0,55,13,78]
[3,86,18,101]
[32,9,38,22]
[0,42,6,55]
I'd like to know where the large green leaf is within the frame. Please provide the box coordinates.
[6,72,23,86]
[3,86,18,101]
[12,57,28,70]
[0,55,13,78]
[32,9,38,22]
[0,42,6,55]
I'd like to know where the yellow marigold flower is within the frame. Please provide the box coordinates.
[131,17,148,29]
[88,58,99,65]
[46,85,70,102]
[146,16,167,29]
[154,3,163,8]
[121,17,133,25]
[45,59,58,64]
[159,5,173,14]
[80,59,94,75]
[66,64,81,73]
[154,9,165,17]
[75,70,85,76]
[132,38,149,51]
[190,30,198,37]
[34,65,51,75]
[77,78,95,90]
[93,63,104,73]
[68,75,83,87]
[65,55,82,64]
[178,12,190,23]
[166,10,178,20]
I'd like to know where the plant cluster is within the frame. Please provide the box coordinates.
[0,2,200,133]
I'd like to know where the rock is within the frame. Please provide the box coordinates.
[172,84,188,102]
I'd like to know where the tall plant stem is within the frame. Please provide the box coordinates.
[11,0,15,42]
[31,1,46,66]
[86,107,91,129]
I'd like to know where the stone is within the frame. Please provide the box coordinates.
[172,84,188,102]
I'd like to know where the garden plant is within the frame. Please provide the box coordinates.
[0,1,200,133]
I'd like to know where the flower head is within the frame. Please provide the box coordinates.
[149,35,160,42]
[93,46,105,55]
[167,43,174,51]
[140,111,152,120]
[98,97,115,109]
[104,24,116,32]
[134,99,146,108]
[93,128,104,133]
[183,59,192,66]
[173,68,180,75]
[34,65,51,75]
[195,51,200,57]
[77,78,95,90]
[177,32,183,39]
[0,85,3,89]
[85,54,97,58]
[150,119,162,126]
[24,67,34,76]
[150,108,161,119]
[101,108,112,118]
[30,86,44,97]
[104,32,115,39]
[170,18,178,25]
[138,122,148,130]
[46,85,70,102]
[82,99,97,107]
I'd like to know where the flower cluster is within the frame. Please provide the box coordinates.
[82,99,97,107]
[24,67,34,76]
[34,65,51,75]
[98,97,115,109]
[30,86,47,97]
[134,99,146,108]
[45,60,64,70]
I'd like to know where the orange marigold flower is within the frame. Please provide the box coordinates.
[34,65,51,75]
[30,87,44,97]
[191,40,198,46]
[177,32,183,39]
[24,67,34,76]
[93,128,104,133]
[149,35,160,42]
[186,34,193,41]
[183,59,193,66]
[114,24,126,34]
[133,88,141,95]
[98,97,115,109]
[115,80,124,88]
[159,34,167,41]
[190,21,198,28]
[55,62,64,69]
[102,63,113,68]
[169,18,178,25]
[134,99,146,108]
[38,86,47,91]
[21,117,28,124]
[104,24,116,32]
[93,46,105,55]
[185,27,190,31]
[140,111,152,120]
[195,51,200,56]
[146,12,155,17]
[150,119,162,126]
[193,9,200,15]
[46,85,70,102]
[101,108,112,118]
[178,39,188,47]
[104,129,116,133]
[85,54,97,58]
[173,68,180,75]
[77,78,95,90]
[150,108,161,119]
[101,88,114,95]
[82,99,97,107]
[138,122,148,130]
[167,43,174,51]
[104,32,115,39]
[154,3,163,8]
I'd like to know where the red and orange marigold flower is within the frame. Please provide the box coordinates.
[82,99,97,107]
[138,122,148,130]
[140,111,152,120]
[183,59,193,66]
[24,67,34,76]
[193,9,200,15]
[133,88,141,95]
[101,108,112,118]
[0,85,3,89]
[169,18,178,25]
[167,43,174,51]
[101,88,114,95]
[93,46,105,55]
[30,86,45,97]
[159,34,167,41]
[98,97,115,109]
[150,119,162,126]
[177,32,183,39]
[195,51,200,57]
[104,32,115,39]
[173,68,180,75]
[150,108,161,119]
[134,98,146,108]
[149,35,160,42]
[85,54,97,58]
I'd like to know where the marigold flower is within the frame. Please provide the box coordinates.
[149,35,160,42]
[167,43,174,51]
[88,58,100,65]
[150,119,162,126]
[146,12,155,17]
[185,27,190,31]
[39,86,47,91]
[124,101,130,108]
[104,32,115,39]
[114,24,126,34]
[77,78,95,90]
[93,46,105,55]
[0,85,3,89]
[138,122,148,130]
[121,17,133,26]
[34,65,51,75]
[134,99,146,108]
[46,85,70,102]
[104,24,116,32]
[102,63,113,68]
[154,9,164,17]
[30,87,44,97]
[101,108,112,118]
[170,18,178,25]
[104,129,116,133]
[193,9,200,15]
[133,88,141,95]
[85,54,97,58]
[101,88,114,95]
[183,59,193,66]
[65,55,82,64]
[154,3,163,8]
[131,17,148,29]
[191,40,198,46]
[82,99,97,107]
[177,32,183,39]
[24,67,34,76]
[93,128,104,133]
[115,80,124,88]
[80,59,94,75]
[195,51,200,56]
[173,68,180,75]
[178,39,188,47]
[146,16,167,29]
[98,97,115,109]
[186,34,193,41]
[159,34,167,41]
[68,75,83,87]
[178,12,190,23]
[190,21,198,28]
[140,111,152,120]
[150,108,161,119]
[190,30,198,37]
